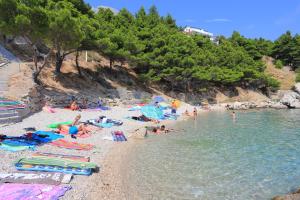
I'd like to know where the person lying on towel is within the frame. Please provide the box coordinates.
[131,115,160,123]
[57,115,88,138]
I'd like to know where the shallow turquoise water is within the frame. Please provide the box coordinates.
[126,110,300,200]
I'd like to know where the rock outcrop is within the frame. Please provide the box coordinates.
[294,83,300,94]
[225,100,288,110]
[280,91,300,108]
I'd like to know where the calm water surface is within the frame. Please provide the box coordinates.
[126,110,300,200]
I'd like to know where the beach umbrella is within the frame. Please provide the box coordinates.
[152,96,165,103]
[141,105,164,120]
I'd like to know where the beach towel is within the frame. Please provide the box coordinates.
[16,157,97,169]
[34,131,64,141]
[107,119,123,126]
[99,106,110,110]
[15,162,92,176]
[100,123,114,128]
[87,119,114,128]
[50,139,94,150]
[111,131,127,142]
[0,172,72,185]
[2,139,38,147]
[0,105,25,111]
[128,106,142,111]
[0,143,34,152]
[141,105,164,120]
[0,183,71,200]
[32,152,90,162]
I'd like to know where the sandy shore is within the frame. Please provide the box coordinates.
[0,102,201,199]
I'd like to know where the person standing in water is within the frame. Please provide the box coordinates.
[231,111,236,121]
[193,107,198,120]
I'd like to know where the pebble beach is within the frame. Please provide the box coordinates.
[1,102,196,199]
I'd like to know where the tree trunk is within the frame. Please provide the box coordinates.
[109,59,113,70]
[33,54,49,85]
[55,52,64,73]
[32,45,38,72]
[75,50,83,77]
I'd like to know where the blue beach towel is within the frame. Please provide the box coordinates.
[0,143,35,152]
[34,131,64,141]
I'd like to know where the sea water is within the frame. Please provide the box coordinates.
[125,110,300,200]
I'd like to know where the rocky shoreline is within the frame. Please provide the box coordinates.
[224,83,300,110]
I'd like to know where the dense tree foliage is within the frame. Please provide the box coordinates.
[272,31,300,70]
[2,1,299,91]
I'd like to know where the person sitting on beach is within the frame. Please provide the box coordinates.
[70,100,80,111]
[57,115,88,138]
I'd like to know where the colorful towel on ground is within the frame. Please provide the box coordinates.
[50,139,94,150]
[141,105,164,120]
[15,162,92,176]
[0,183,71,200]
[111,131,127,142]
[32,152,90,162]
[0,143,34,152]
[34,131,64,141]
[0,172,72,185]
[0,105,25,111]
[15,157,97,169]
[87,119,122,128]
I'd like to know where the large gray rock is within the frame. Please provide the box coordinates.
[280,91,300,108]
[294,83,300,94]
[270,102,288,109]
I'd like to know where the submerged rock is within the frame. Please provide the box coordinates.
[273,188,300,200]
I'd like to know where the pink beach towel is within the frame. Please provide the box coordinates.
[0,183,71,200]
[50,139,94,150]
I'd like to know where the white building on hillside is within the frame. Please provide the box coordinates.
[184,26,213,37]
[183,26,218,44]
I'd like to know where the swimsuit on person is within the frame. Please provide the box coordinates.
[69,126,79,135]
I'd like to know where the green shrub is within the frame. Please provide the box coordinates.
[266,76,280,91]
[296,72,300,82]
[274,60,283,69]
